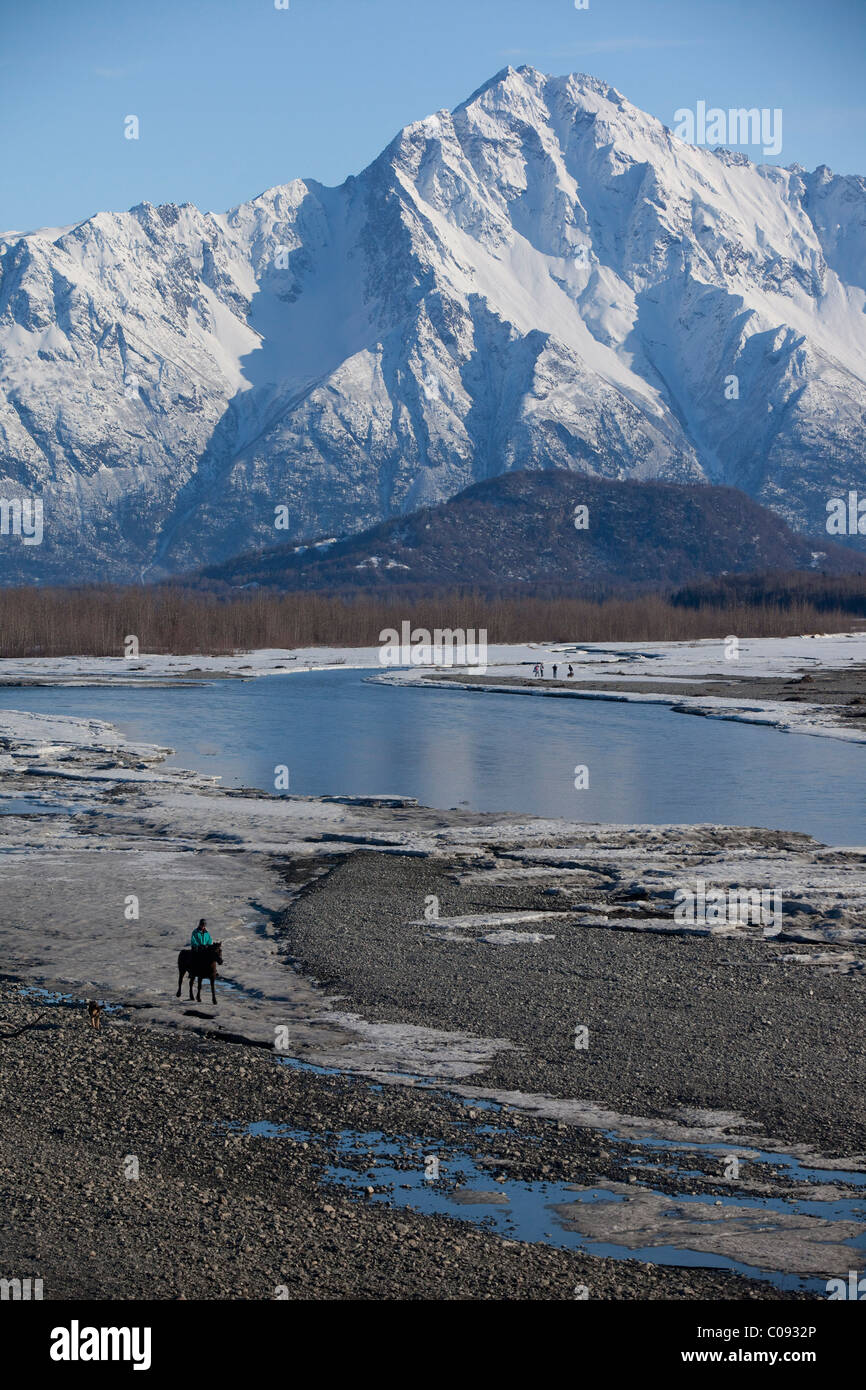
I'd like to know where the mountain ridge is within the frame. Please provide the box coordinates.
[188,469,864,596]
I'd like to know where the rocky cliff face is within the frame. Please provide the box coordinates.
[2,66,865,582]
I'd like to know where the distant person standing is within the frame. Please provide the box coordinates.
[552,664,558,679]
[567,664,574,678]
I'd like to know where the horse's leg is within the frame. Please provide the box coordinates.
[196,975,202,1002]
[210,969,217,1006]
[189,971,195,1001]
[176,967,183,999]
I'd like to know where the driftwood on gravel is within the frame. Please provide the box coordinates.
[0,1010,47,1039]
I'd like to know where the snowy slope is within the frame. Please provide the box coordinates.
[1,66,865,582]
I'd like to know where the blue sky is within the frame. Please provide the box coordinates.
[2,0,864,232]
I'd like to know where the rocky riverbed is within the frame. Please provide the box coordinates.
[0,980,823,1301]
[1,699,864,1299]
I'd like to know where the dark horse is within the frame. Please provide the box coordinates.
[176,942,223,1004]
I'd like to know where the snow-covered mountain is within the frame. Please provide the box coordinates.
[2,65,865,583]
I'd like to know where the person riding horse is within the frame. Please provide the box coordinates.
[190,919,212,953]
[177,921,222,1004]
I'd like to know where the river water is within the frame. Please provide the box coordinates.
[1,669,863,844]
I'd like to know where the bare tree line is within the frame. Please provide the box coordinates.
[0,581,863,658]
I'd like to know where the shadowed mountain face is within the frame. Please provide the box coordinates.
[191,470,863,595]
[2,66,866,584]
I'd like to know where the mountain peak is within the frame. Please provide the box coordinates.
[461,63,541,98]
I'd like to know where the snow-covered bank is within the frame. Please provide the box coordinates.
[0,647,379,685]
[0,642,553,685]
[373,633,866,744]
[1,629,864,683]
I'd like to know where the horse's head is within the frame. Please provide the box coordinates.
[213,941,223,964]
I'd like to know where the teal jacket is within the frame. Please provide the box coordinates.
[190,927,213,949]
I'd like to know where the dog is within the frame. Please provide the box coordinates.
[87,1000,102,1031]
